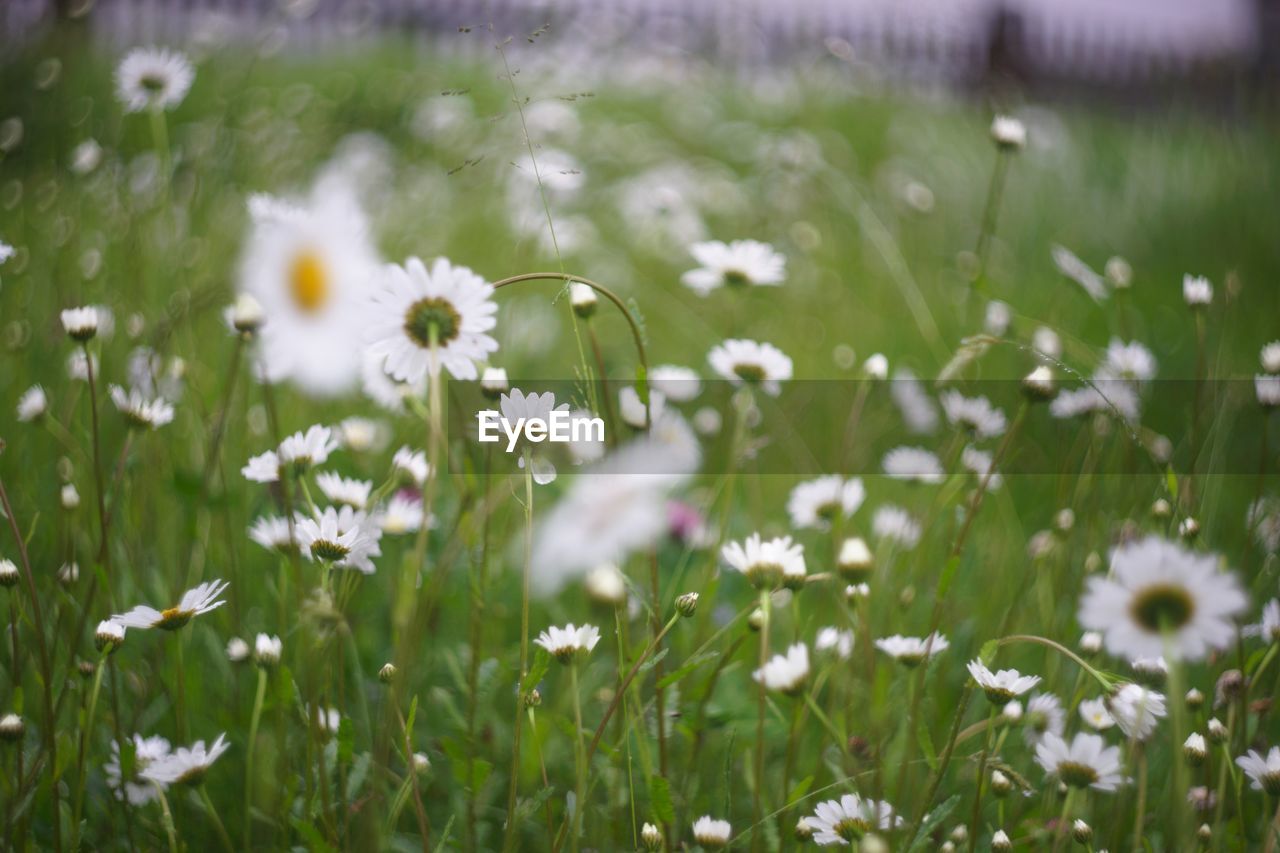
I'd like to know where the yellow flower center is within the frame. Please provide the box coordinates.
[289,251,329,314]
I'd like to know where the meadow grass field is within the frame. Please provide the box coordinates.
[2,28,1280,852]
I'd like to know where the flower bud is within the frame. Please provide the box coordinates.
[1207,717,1228,744]
[1186,688,1204,710]
[95,619,125,654]
[949,825,969,844]
[480,367,509,399]
[836,537,874,580]
[793,817,814,842]
[990,116,1026,150]
[1079,632,1102,656]
[991,829,1013,853]
[990,770,1012,797]
[379,663,397,684]
[1179,517,1200,541]
[1022,365,1057,401]
[748,607,766,632]
[1198,824,1212,843]
[226,637,250,663]
[412,752,431,774]
[862,354,888,380]
[0,559,18,588]
[675,592,699,618]
[1151,498,1172,518]
[523,688,542,708]
[230,293,264,334]
[1184,733,1207,766]
[61,484,81,510]
[254,633,282,668]
[570,283,597,318]
[641,821,664,850]
[0,713,24,742]
[1071,819,1092,844]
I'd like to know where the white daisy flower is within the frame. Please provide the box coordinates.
[940,392,1007,439]
[1023,693,1066,746]
[95,619,126,654]
[1078,698,1116,731]
[315,472,372,510]
[619,386,665,430]
[1106,256,1133,288]
[392,446,430,486]
[649,365,702,402]
[480,366,510,396]
[1078,535,1246,661]
[1051,244,1108,301]
[105,734,172,805]
[109,385,174,430]
[814,627,854,659]
[753,643,810,694]
[1183,274,1213,307]
[808,794,902,845]
[875,634,948,667]
[226,637,250,663]
[871,505,922,549]
[533,623,601,663]
[309,706,341,735]
[66,350,97,382]
[375,494,425,535]
[691,815,732,848]
[16,385,47,422]
[366,256,498,382]
[1032,326,1062,360]
[296,506,380,573]
[61,483,80,509]
[279,425,339,472]
[253,634,282,667]
[967,660,1041,703]
[70,138,103,175]
[115,47,194,113]
[112,579,229,630]
[1244,599,1280,643]
[140,733,229,785]
[337,417,388,453]
[1257,375,1280,408]
[1102,339,1157,383]
[242,451,281,483]
[1049,383,1140,423]
[1237,747,1280,795]
[681,239,786,295]
[960,446,1003,491]
[708,339,792,396]
[1109,684,1167,741]
[882,446,944,484]
[1262,342,1280,375]
[990,115,1026,149]
[1035,732,1125,791]
[721,533,806,590]
[360,349,427,412]
[787,475,865,530]
[239,187,381,396]
[61,306,100,341]
[890,367,940,434]
[836,537,874,579]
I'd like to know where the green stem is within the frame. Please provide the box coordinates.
[967,706,999,851]
[244,666,268,849]
[198,784,236,853]
[754,589,772,849]
[569,661,586,852]
[155,784,179,853]
[502,449,536,853]
[72,655,108,841]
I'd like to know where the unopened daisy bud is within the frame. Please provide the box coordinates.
[990,116,1026,150]
[1182,689,1203,711]
[226,637,250,663]
[95,619,125,654]
[1151,498,1172,518]
[1198,823,1212,843]
[748,607,766,631]
[1071,819,1092,844]
[793,817,814,842]
[862,353,888,380]
[0,713,24,742]
[990,769,1012,797]
[991,829,1013,853]
[411,752,431,774]
[61,483,80,509]
[378,663,397,684]
[1179,517,1200,541]
[641,821,664,850]
[1020,365,1056,401]
[230,293,264,334]
[17,385,48,422]
[1263,342,1280,375]
[1106,256,1133,289]
[1204,719,1228,747]
[940,843,956,853]
[78,659,96,677]
[570,282,597,318]
[0,559,17,588]
[1054,508,1075,533]
[1002,700,1023,723]
[523,688,541,708]
[58,562,79,584]
[1075,632,1101,657]
[1183,274,1212,308]
[61,306,99,342]
[836,537,874,580]
[480,366,509,399]
[1184,733,1207,766]
[1216,670,1246,704]
[692,816,731,849]
[675,592,699,618]
[844,583,870,602]
[950,825,969,844]
[254,633,282,668]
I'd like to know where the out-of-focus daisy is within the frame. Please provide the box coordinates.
[721,533,806,590]
[1023,693,1066,746]
[239,187,380,396]
[71,139,103,174]
[376,494,426,535]
[1237,747,1280,795]
[984,300,1012,336]
[967,660,1041,703]
[787,475,865,530]
[708,339,792,396]
[500,388,570,484]
[392,446,430,486]
[1032,326,1062,360]
[871,505,922,549]
[113,579,229,630]
[533,623,600,663]
[366,256,498,382]
[940,392,1007,439]
[480,366,509,397]
[807,794,902,845]
[882,446,944,484]
[961,446,1003,490]
[1035,732,1125,791]
[990,115,1026,149]
[875,634,948,667]
[61,483,80,509]
[315,472,372,510]
[66,351,97,382]
[619,386,664,430]
[815,628,854,659]
[109,385,174,430]
[1051,244,1107,301]
[1106,256,1133,288]
[95,619,126,654]
[584,563,627,606]
[226,637,250,662]
[281,425,339,471]
[0,241,12,265]
[58,562,79,584]
[1109,684,1167,741]
[753,643,810,694]
[890,367,940,434]
[681,239,786,295]
[1101,339,1157,383]
[691,816,731,849]
[1257,374,1280,408]
[1244,599,1280,642]
[1130,656,1169,685]
[1078,536,1246,661]
[1183,274,1213,307]
[253,633,282,667]
[649,365,702,402]
[61,306,100,341]
[1262,342,1280,375]
[296,506,380,573]
[361,349,426,412]
[105,734,172,805]
[337,417,388,453]
[836,537,874,579]
[115,47,194,113]
[140,733,229,785]
[1079,697,1116,731]
[16,385,47,422]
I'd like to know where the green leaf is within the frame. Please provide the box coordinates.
[522,649,552,693]
[786,775,813,805]
[637,648,669,675]
[657,650,719,690]
[937,554,962,598]
[649,775,675,825]
[978,640,998,665]
[291,818,339,853]
[916,715,938,772]
[907,794,961,853]
[337,716,355,765]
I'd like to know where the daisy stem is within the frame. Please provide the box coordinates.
[1189,309,1206,502]
[972,148,1010,294]
[243,665,268,849]
[569,660,587,851]
[1131,743,1148,849]
[1166,641,1191,848]
[966,705,999,851]
[1266,796,1280,853]
[801,689,845,749]
[82,342,109,567]
[1051,788,1076,853]
[198,783,236,853]
[905,685,973,846]
[1213,706,1235,829]
[174,630,189,740]
[754,588,772,849]
[71,652,108,845]
[154,783,179,853]
[149,106,171,187]
[501,447,535,853]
